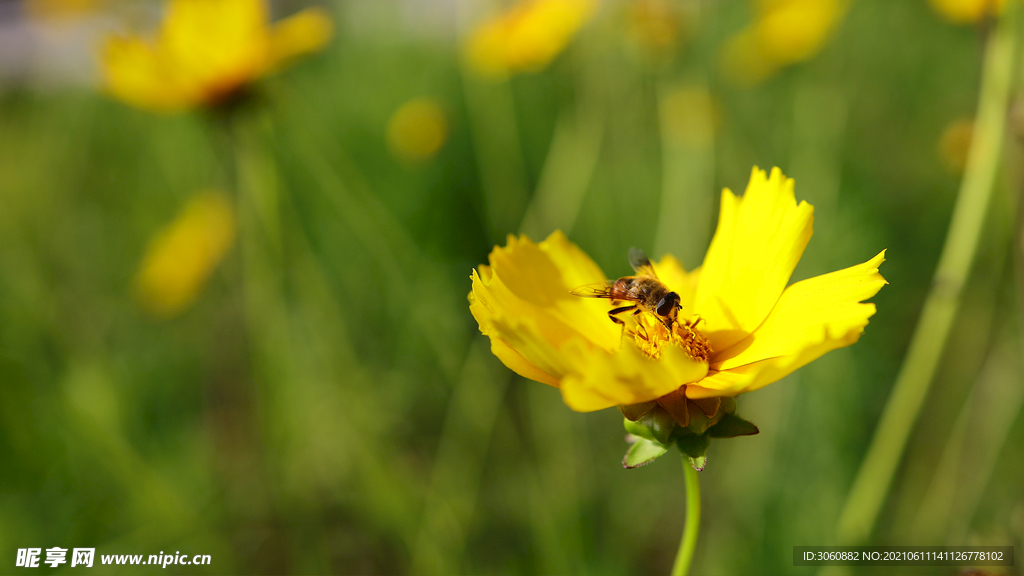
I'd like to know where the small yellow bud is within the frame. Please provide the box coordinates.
[938,118,974,174]
[386,98,449,162]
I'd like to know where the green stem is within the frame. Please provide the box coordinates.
[671,458,701,576]
[835,8,1017,547]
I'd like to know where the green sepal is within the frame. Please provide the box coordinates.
[622,406,676,445]
[623,438,671,468]
[676,432,711,471]
[708,413,760,438]
[675,432,711,460]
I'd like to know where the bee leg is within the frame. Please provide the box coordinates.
[608,305,637,343]
[630,308,652,342]
[658,315,674,331]
[608,305,637,325]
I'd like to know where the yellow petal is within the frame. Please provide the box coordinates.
[101,36,192,112]
[685,367,760,399]
[720,0,845,87]
[539,230,616,297]
[694,250,886,396]
[484,232,612,333]
[266,7,333,71]
[488,337,561,387]
[160,0,269,100]
[133,192,237,318]
[466,0,596,76]
[755,0,844,65]
[693,167,814,352]
[560,339,708,412]
[470,268,580,383]
[468,231,620,383]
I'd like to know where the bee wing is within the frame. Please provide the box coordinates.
[569,281,617,298]
[628,247,659,278]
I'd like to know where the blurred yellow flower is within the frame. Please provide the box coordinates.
[469,167,885,413]
[101,0,332,112]
[721,0,847,86]
[386,98,449,162]
[624,0,687,58]
[133,192,237,318]
[938,118,974,173]
[466,0,596,77]
[929,0,1004,23]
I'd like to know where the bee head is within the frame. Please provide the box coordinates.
[656,292,680,318]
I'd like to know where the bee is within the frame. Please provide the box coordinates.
[570,247,682,337]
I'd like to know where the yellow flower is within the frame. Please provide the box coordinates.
[133,191,237,318]
[466,0,596,77]
[386,98,449,162]
[101,0,332,112]
[469,167,886,413]
[929,0,1004,23]
[720,0,847,86]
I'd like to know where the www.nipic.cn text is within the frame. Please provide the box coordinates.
[16,548,212,569]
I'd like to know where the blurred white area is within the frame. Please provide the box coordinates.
[0,0,123,88]
[396,0,459,37]
[339,0,460,43]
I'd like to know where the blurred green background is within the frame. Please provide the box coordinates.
[1,0,1023,574]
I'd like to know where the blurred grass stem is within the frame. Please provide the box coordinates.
[461,73,530,240]
[410,341,512,574]
[908,331,1024,543]
[230,112,289,372]
[518,106,603,238]
[653,80,716,261]
[671,460,700,576]
[228,111,427,565]
[519,48,604,239]
[835,8,1017,546]
[269,87,464,380]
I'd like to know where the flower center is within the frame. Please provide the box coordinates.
[630,314,712,362]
